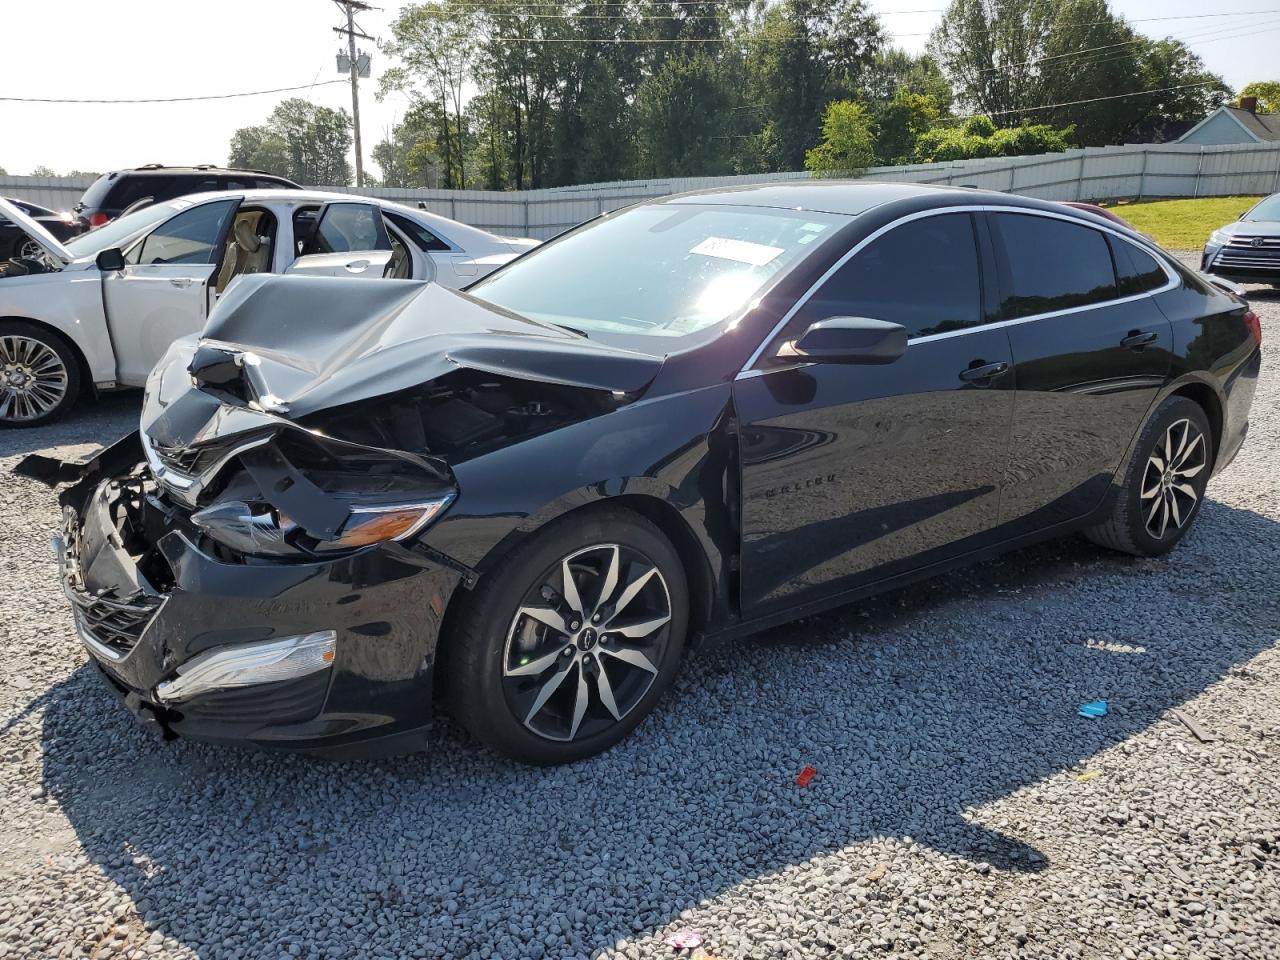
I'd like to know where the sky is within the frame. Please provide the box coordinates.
[3,0,1278,181]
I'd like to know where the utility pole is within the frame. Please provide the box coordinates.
[333,0,375,188]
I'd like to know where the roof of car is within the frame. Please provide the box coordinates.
[168,189,513,244]
[183,188,363,203]
[110,165,294,178]
[659,180,1063,216]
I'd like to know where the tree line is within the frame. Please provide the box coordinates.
[220,0,1242,189]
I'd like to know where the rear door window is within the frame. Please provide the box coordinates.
[308,202,390,254]
[796,213,984,339]
[131,199,236,266]
[990,213,1117,318]
[1108,235,1169,296]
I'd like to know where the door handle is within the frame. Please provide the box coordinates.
[169,277,192,288]
[1121,330,1158,350]
[958,360,1008,384]
[344,259,370,271]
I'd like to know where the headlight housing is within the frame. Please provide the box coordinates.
[1208,229,1232,246]
[192,494,454,556]
[189,427,456,558]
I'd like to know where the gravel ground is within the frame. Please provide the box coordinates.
[2,268,1278,960]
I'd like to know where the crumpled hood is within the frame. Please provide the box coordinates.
[184,274,664,419]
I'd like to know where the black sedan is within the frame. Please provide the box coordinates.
[19,182,1261,764]
[0,198,84,260]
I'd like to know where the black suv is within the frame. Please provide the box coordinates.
[75,164,300,227]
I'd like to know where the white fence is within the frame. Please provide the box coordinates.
[7,141,1280,240]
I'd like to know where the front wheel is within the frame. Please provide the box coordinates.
[443,506,689,764]
[0,320,82,427]
[17,237,45,261]
[1084,396,1212,557]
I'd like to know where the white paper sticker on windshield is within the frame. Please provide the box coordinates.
[691,236,784,267]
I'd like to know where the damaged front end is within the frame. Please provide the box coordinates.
[16,274,662,756]
[19,417,469,755]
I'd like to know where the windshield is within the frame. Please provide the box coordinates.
[469,204,848,338]
[1246,195,1280,221]
[64,200,190,258]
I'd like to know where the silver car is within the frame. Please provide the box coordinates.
[1202,193,1280,287]
[0,191,537,425]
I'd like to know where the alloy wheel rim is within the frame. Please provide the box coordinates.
[503,543,671,743]
[17,238,43,260]
[0,335,68,422]
[1141,418,1206,540]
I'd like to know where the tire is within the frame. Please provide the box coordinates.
[17,237,44,261]
[0,320,82,427]
[1084,396,1213,557]
[443,505,689,765]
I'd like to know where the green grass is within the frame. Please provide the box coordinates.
[1097,196,1263,250]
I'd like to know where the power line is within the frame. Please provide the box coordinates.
[0,79,348,105]
[7,6,1273,104]
[965,14,1280,77]
[489,5,1280,42]
[425,5,1280,29]
[976,80,1225,118]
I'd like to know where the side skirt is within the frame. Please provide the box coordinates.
[700,505,1112,648]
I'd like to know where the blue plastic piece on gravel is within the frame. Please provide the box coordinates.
[1078,699,1108,718]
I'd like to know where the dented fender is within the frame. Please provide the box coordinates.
[418,382,740,624]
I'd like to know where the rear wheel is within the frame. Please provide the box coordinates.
[1084,396,1212,556]
[444,505,688,764]
[0,320,81,427]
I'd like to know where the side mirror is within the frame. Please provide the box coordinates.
[95,247,125,272]
[779,316,908,365]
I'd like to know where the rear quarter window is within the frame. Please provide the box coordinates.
[78,174,117,210]
[1108,235,1169,296]
[385,211,451,252]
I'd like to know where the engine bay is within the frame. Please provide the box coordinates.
[299,369,621,463]
[0,256,57,278]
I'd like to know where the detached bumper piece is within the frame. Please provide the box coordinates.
[36,438,466,758]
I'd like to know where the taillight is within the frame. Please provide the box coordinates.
[88,212,109,227]
[1245,310,1262,346]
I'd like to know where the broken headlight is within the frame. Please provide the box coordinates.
[192,494,454,557]
[192,429,456,558]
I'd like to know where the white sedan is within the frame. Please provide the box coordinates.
[0,190,538,425]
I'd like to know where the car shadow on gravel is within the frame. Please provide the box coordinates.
[0,391,139,462]
[25,497,1280,959]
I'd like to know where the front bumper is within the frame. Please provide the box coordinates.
[40,437,467,757]
[1202,242,1280,284]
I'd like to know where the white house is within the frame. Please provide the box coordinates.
[1177,97,1280,145]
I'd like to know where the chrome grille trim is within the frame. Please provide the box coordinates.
[57,517,163,661]
[140,430,271,506]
